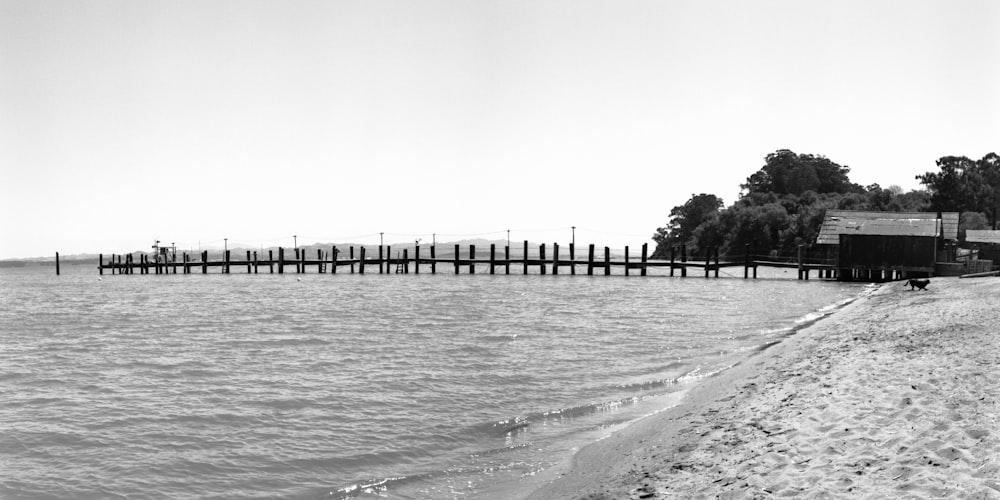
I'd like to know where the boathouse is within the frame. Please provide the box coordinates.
[816,210,959,281]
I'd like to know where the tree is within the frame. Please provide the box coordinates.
[916,156,978,212]
[741,150,859,197]
[652,194,723,257]
[653,150,943,260]
[916,153,1000,227]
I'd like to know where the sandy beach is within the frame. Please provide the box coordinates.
[527,277,1000,499]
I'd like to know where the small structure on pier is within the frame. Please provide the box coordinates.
[151,240,176,263]
[816,210,959,281]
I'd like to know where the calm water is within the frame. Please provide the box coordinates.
[0,264,866,499]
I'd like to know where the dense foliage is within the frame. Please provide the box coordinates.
[652,149,935,259]
[915,153,1000,228]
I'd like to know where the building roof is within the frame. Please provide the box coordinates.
[816,210,958,245]
[966,230,1000,244]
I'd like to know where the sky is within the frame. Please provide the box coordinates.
[1,0,998,259]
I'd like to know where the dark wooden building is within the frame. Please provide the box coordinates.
[815,211,959,281]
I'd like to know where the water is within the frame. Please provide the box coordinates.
[0,265,866,499]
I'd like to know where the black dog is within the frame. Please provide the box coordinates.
[905,279,930,291]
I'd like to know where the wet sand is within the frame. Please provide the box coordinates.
[526,278,1000,499]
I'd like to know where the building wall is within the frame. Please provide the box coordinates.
[838,234,937,272]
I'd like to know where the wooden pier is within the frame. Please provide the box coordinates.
[91,242,839,280]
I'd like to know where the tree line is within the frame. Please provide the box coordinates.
[652,149,1000,259]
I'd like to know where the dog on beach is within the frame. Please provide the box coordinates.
[905,279,930,291]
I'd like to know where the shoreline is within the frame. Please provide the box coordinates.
[525,278,1000,499]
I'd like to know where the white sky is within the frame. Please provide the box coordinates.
[2,0,998,259]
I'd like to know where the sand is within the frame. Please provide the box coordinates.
[526,277,1000,499]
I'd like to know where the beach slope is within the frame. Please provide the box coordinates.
[527,278,1000,499]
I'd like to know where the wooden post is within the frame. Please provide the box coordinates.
[55,252,60,275]
[505,245,510,275]
[469,245,475,274]
[523,240,529,275]
[317,249,323,273]
[625,246,630,276]
[641,243,648,277]
[359,247,366,274]
[299,248,305,274]
[744,244,750,279]
[202,251,208,274]
[490,244,496,275]
[253,251,258,274]
[403,249,409,274]
[714,247,720,278]
[414,244,420,274]
[268,250,274,274]
[350,247,355,274]
[604,247,610,276]
[569,243,576,275]
[553,243,559,275]
[583,244,595,275]
[246,251,252,273]
[379,245,384,274]
[331,247,338,274]
[670,246,675,277]
[99,253,104,275]
[704,247,711,278]
[539,244,546,275]
[797,245,804,280]
[225,250,231,274]
[454,244,460,274]
[430,245,436,274]
[680,244,687,277]
[278,247,284,274]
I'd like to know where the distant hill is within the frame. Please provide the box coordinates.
[2,238,631,266]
